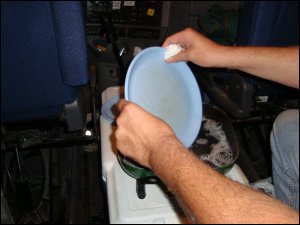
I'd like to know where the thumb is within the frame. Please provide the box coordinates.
[165,50,189,63]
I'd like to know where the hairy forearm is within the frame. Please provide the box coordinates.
[220,46,299,89]
[149,138,299,224]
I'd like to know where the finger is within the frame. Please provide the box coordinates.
[162,28,193,48]
[116,99,129,112]
[162,39,171,48]
[162,37,174,48]
[162,33,182,48]
[165,49,189,63]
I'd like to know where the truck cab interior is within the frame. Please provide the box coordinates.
[1,1,299,224]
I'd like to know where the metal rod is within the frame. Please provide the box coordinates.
[3,135,98,153]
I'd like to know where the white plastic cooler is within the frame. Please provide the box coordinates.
[100,86,249,224]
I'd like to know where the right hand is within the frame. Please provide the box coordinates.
[162,28,227,68]
[115,99,180,169]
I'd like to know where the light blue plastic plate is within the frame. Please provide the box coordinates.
[125,47,202,148]
[101,95,120,124]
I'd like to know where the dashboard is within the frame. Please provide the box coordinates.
[85,1,168,41]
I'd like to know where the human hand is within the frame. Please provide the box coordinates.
[115,99,179,169]
[162,28,227,68]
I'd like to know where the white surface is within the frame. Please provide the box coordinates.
[101,86,249,224]
[124,1,135,7]
[164,44,183,60]
[101,115,188,224]
[112,1,121,10]
[225,164,249,185]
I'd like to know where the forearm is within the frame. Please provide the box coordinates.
[163,28,299,88]
[150,137,299,224]
[220,46,299,89]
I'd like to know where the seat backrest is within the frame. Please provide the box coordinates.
[237,1,299,47]
[235,1,299,96]
[197,1,299,118]
[1,1,89,123]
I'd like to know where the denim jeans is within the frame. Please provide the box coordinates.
[270,109,299,210]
